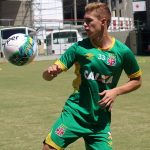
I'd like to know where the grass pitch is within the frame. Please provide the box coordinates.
[0,56,150,150]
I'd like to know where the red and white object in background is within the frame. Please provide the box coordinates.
[132,1,146,12]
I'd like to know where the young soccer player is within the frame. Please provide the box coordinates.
[42,2,142,150]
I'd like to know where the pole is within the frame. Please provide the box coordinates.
[107,0,112,12]
[86,0,88,5]
[74,0,77,25]
[146,0,150,30]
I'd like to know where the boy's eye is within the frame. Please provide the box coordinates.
[84,18,92,24]
[84,18,93,24]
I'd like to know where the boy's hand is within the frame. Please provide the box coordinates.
[43,64,62,81]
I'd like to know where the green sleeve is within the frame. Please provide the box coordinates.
[54,43,77,71]
[123,49,142,78]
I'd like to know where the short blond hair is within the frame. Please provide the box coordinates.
[85,2,111,28]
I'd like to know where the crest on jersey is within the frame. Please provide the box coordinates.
[55,124,66,137]
[107,54,116,66]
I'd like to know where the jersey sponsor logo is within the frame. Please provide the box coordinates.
[84,70,113,84]
[85,53,94,59]
[107,132,113,147]
[55,124,66,137]
[108,132,112,140]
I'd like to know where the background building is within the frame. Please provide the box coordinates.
[0,0,32,26]
[0,0,150,55]
[0,0,134,28]
[132,0,150,55]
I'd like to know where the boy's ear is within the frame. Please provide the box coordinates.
[101,18,107,26]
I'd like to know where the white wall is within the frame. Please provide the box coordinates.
[32,0,63,29]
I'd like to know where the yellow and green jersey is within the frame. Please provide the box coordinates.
[54,37,141,128]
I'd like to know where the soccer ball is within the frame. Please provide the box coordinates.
[3,33,37,66]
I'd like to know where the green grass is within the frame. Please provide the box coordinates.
[0,56,150,150]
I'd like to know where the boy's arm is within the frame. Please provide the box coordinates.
[98,76,142,111]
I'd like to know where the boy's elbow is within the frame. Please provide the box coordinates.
[136,76,142,89]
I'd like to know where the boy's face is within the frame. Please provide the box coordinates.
[84,10,106,39]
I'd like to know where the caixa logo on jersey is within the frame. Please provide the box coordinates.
[84,70,113,84]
